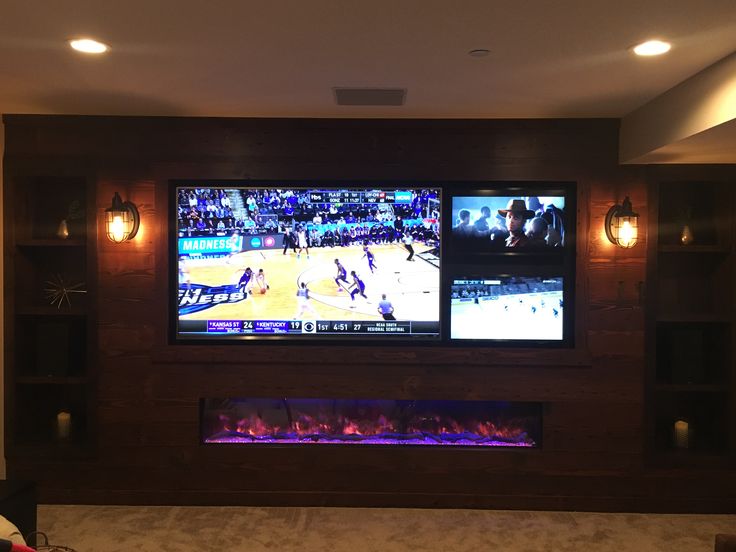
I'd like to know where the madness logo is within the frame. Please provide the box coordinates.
[178,284,246,315]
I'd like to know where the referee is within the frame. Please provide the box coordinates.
[377,294,396,320]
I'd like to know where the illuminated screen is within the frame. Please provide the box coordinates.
[450,276,564,341]
[451,195,567,251]
[174,185,441,340]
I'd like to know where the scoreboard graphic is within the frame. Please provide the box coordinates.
[179,319,439,336]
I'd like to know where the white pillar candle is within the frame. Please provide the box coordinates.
[674,419,689,449]
[57,411,71,440]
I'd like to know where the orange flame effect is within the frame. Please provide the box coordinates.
[216,410,530,443]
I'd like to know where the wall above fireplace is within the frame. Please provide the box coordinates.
[3,114,735,511]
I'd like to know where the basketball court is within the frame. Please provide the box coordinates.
[179,242,440,322]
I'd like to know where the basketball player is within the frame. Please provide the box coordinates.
[237,267,255,295]
[255,268,269,293]
[362,244,378,273]
[294,281,317,319]
[227,230,242,261]
[334,259,349,291]
[349,270,368,306]
[178,255,192,291]
[297,225,310,259]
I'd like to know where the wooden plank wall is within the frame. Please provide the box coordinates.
[5,115,729,511]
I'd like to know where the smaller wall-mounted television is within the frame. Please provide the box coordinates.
[172,183,441,341]
[450,275,571,345]
[447,183,575,257]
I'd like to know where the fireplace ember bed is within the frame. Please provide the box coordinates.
[202,398,542,448]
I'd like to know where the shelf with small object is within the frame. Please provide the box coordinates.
[652,390,730,456]
[647,179,736,470]
[13,247,88,310]
[4,174,95,462]
[11,177,88,242]
[656,182,732,249]
[11,384,88,448]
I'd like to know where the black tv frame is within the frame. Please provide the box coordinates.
[168,180,577,348]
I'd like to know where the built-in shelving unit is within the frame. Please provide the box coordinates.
[3,175,96,458]
[647,181,735,467]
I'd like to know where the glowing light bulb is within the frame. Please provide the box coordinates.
[619,220,636,247]
[110,215,126,242]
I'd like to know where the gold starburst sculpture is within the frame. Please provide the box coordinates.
[44,274,87,309]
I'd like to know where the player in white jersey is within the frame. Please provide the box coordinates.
[255,268,269,294]
[294,282,317,318]
[178,255,191,291]
[297,226,310,259]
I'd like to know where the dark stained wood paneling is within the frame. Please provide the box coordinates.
[4,114,736,511]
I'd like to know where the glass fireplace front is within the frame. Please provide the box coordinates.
[202,398,541,448]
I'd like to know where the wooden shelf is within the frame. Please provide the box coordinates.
[15,306,87,317]
[656,314,732,323]
[6,442,93,460]
[647,180,736,472]
[654,384,729,393]
[658,245,730,254]
[16,376,88,385]
[16,238,86,248]
[649,450,732,470]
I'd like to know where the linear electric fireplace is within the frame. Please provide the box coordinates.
[201,398,542,448]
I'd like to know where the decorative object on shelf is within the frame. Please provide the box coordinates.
[605,196,639,248]
[44,274,87,309]
[679,206,694,245]
[105,192,140,243]
[56,410,71,440]
[673,419,689,449]
[57,199,86,240]
[56,219,69,240]
[680,224,694,245]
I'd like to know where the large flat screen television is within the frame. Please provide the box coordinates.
[172,183,441,340]
[450,275,571,345]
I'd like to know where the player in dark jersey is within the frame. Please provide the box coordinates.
[238,267,254,295]
[349,270,368,306]
[362,244,378,273]
[334,259,349,291]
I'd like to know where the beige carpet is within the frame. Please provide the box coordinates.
[37,505,736,552]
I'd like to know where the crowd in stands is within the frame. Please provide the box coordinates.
[450,278,562,300]
[177,188,440,246]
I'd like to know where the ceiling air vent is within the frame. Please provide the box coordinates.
[333,87,407,106]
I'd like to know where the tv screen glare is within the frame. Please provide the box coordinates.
[174,185,441,340]
[451,194,567,251]
[450,276,564,342]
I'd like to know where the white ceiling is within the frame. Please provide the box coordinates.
[1,0,736,120]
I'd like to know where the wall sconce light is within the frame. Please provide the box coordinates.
[105,192,140,243]
[605,196,639,248]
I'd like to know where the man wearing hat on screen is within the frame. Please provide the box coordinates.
[498,199,535,247]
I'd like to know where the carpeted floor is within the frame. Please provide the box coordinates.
[36,505,736,552]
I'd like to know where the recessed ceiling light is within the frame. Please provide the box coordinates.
[468,49,490,58]
[69,38,109,54]
[633,40,671,56]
